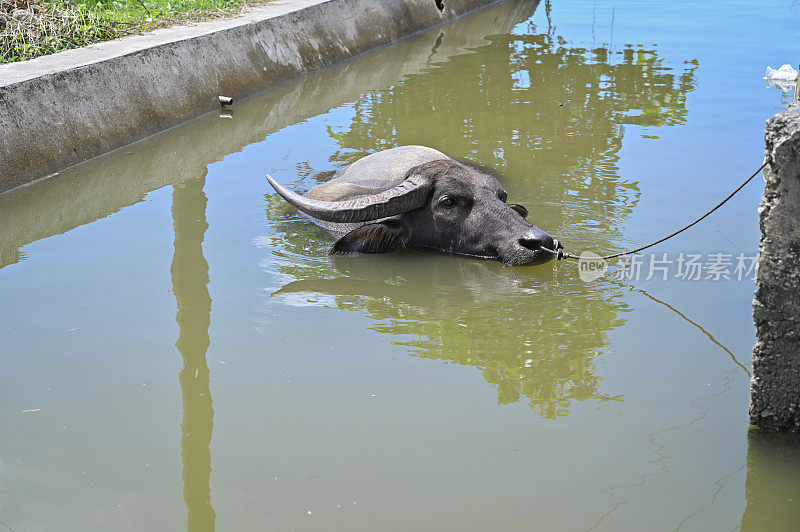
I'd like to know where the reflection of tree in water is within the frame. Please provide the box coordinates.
[172,176,216,531]
[264,13,697,418]
[326,25,697,246]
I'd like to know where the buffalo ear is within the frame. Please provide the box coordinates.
[330,220,406,254]
[509,203,529,218]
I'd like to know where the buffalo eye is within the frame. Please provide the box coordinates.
[439,196,458,209]
[497,191,508,202]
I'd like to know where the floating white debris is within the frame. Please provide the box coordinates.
[764,64,798,94]
[765,64,798,81]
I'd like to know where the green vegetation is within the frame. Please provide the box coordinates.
[1,0,258,63]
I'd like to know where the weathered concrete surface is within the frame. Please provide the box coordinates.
[751,102,800,431]
[0,0,501,192]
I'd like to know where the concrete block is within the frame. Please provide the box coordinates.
[751,103,800,431]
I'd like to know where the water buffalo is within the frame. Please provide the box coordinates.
[266,145,562,265]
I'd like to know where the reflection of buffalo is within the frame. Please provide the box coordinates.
[268,146,561,265]
[269,246,630,419]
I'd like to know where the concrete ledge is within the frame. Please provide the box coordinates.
[0,0,499,192]
[751,102,800,432]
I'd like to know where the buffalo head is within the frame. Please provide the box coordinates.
[266,146,561,266]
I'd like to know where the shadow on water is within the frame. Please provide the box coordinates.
[265,4,699,418]
[622,282,751,377]
[741,430,800,530]
[172,175,216,531]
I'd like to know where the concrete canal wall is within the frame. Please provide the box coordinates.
[0,0,504,193]
[751,102,800,432]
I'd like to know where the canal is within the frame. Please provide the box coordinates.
[1,0,799,529]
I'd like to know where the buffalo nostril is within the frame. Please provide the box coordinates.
[519,229,555,252]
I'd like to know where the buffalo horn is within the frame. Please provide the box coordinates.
[265,174,431,223]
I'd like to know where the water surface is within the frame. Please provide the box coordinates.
[2,0,800,530]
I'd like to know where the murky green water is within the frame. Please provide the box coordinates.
[2,0,800,530]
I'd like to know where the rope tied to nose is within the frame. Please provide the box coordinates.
[543,159,769,261]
